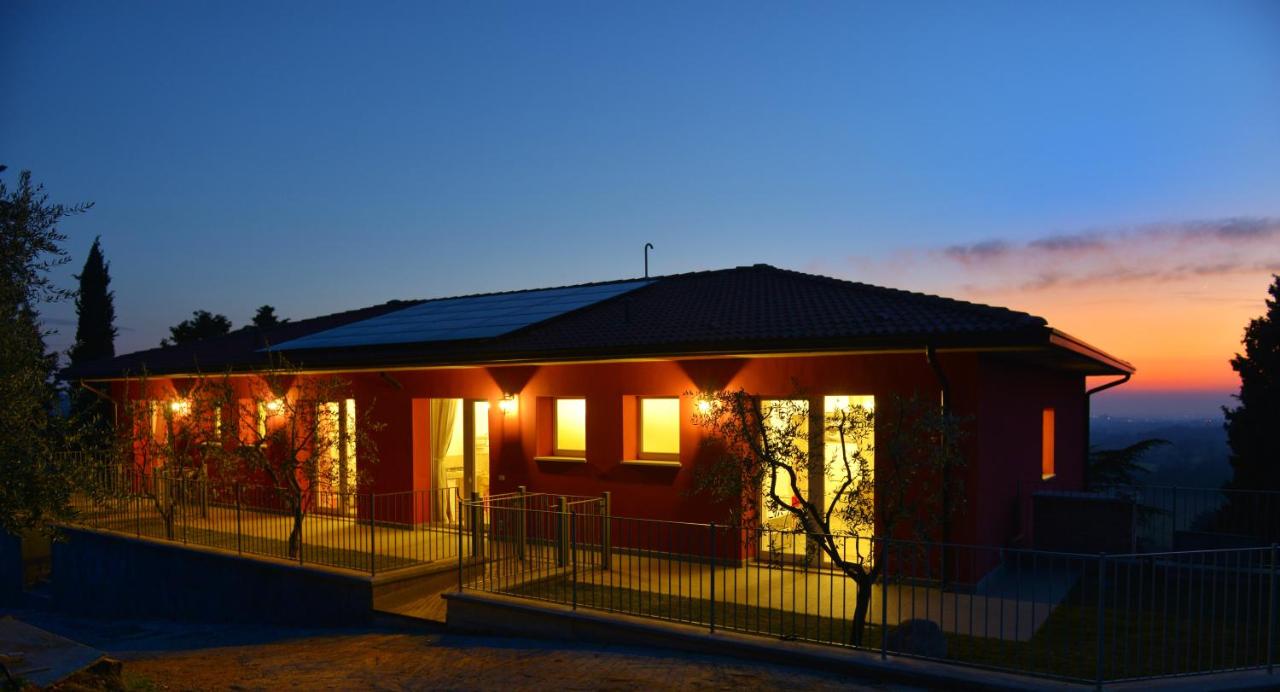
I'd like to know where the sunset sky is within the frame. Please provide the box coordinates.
[4,1,1278,419]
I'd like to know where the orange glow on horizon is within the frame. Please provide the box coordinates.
[966,271,1268,393]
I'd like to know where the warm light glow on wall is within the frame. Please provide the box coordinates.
[696,398,713,415]
[498,394,518,415]
[265,398,284,414]
[639,397,680,460]
[554,398,586,456]
[1041,408,1056,479]
[169,399,190,416]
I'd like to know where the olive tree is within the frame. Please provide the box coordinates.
[117,371,229,539]
[0,166,101,535]
[221,357,382,559]
[692,389,966,646]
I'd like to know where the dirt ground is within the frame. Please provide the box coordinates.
[121,631,900,691]
[11,611,913,691]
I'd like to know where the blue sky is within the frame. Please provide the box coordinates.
[4,1,1279,416]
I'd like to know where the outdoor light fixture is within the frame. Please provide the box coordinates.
[169,399,191,416]
[265,398,284,414]
[695,397,713,416]
[498,394,518,414]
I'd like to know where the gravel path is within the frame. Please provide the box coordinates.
[12,610,918,691]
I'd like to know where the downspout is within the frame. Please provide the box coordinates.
[79,380,118,426]
[925,346,951,547]
[1083,373,1132,489]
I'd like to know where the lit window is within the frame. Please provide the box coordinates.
[639,397,680,460]
[255,401,269,438]
[149,401,167,443]
[760,399,809,532]
[1042,408,1055,479]
[554,398,586,457]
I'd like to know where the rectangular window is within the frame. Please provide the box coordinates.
[553,398,587,457]
[638,397,680,460]
[1042,408,1055,479]
[149,401,168,443]
[255,401,269,439]
[824,395,875,540]
[760,399,809,534]
[316,399,358,513]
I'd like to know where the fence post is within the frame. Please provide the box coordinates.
[880,537,888,661]
[1095,553,1107,689]
[601,491,612,571]
[235,483,242,556]
[369,492,377,576]
[470,491,483,558]
[514,483,524,557]
[457,495,464,592]
[180,477,188,545]
[135,474,142,537]
[709,522,716,633]
[570,510,578,610]
[557,496,569,567]
[1269,543,1277,675]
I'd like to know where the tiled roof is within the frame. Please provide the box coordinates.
[64,264,1129,379]
[497,265,1046,353]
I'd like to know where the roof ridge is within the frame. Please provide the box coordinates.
[379,265,761,308]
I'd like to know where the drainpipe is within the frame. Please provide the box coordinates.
[1083,373,1132,489]
[925,346,951,547]
[79,380,118,426]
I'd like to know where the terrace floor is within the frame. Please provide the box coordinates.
[74,498,463,573]
[471,546,1078,642]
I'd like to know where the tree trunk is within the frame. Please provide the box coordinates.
[287,506,304,558]
[849,574,874,647]
[161,504,175,540]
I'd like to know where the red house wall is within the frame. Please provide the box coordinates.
[110,350,1087,550]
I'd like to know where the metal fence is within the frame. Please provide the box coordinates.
[460,499,1279,686]
[1099,484,1280,552]
[70,466,462,575]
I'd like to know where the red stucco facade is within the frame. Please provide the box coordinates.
[110,349,1084,549]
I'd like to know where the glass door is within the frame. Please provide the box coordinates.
[466,400,491,500]
[315,399,357,515]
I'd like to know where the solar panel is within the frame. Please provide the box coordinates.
[269,280,654,350]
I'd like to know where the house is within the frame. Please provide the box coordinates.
[65,264,1132,550]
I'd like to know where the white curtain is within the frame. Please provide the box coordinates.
[430,399,459,521]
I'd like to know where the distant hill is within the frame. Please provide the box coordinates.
[1090,416,1231,488]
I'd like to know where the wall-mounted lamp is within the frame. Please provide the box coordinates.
[498,393,518,415]
[169,399,191,416]
[695,396,714,416]
[264,398,285,415]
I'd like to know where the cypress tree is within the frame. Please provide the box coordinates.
[69,236,117,365]
[1224,274,1280,492]
[69,236,118,436]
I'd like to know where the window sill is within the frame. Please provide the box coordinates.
[621,459,682,468]
[535,455,588,464]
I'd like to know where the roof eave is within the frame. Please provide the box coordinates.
[1047,329,1135,375]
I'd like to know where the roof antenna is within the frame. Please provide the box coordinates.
[644,242,654,278]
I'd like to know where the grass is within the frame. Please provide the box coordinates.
[504,568,1275,683]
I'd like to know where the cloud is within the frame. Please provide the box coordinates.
[832,217,1280,396]
[923,217,1280,294]
[1027,233,1108,253]
[941,239,1011,263]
